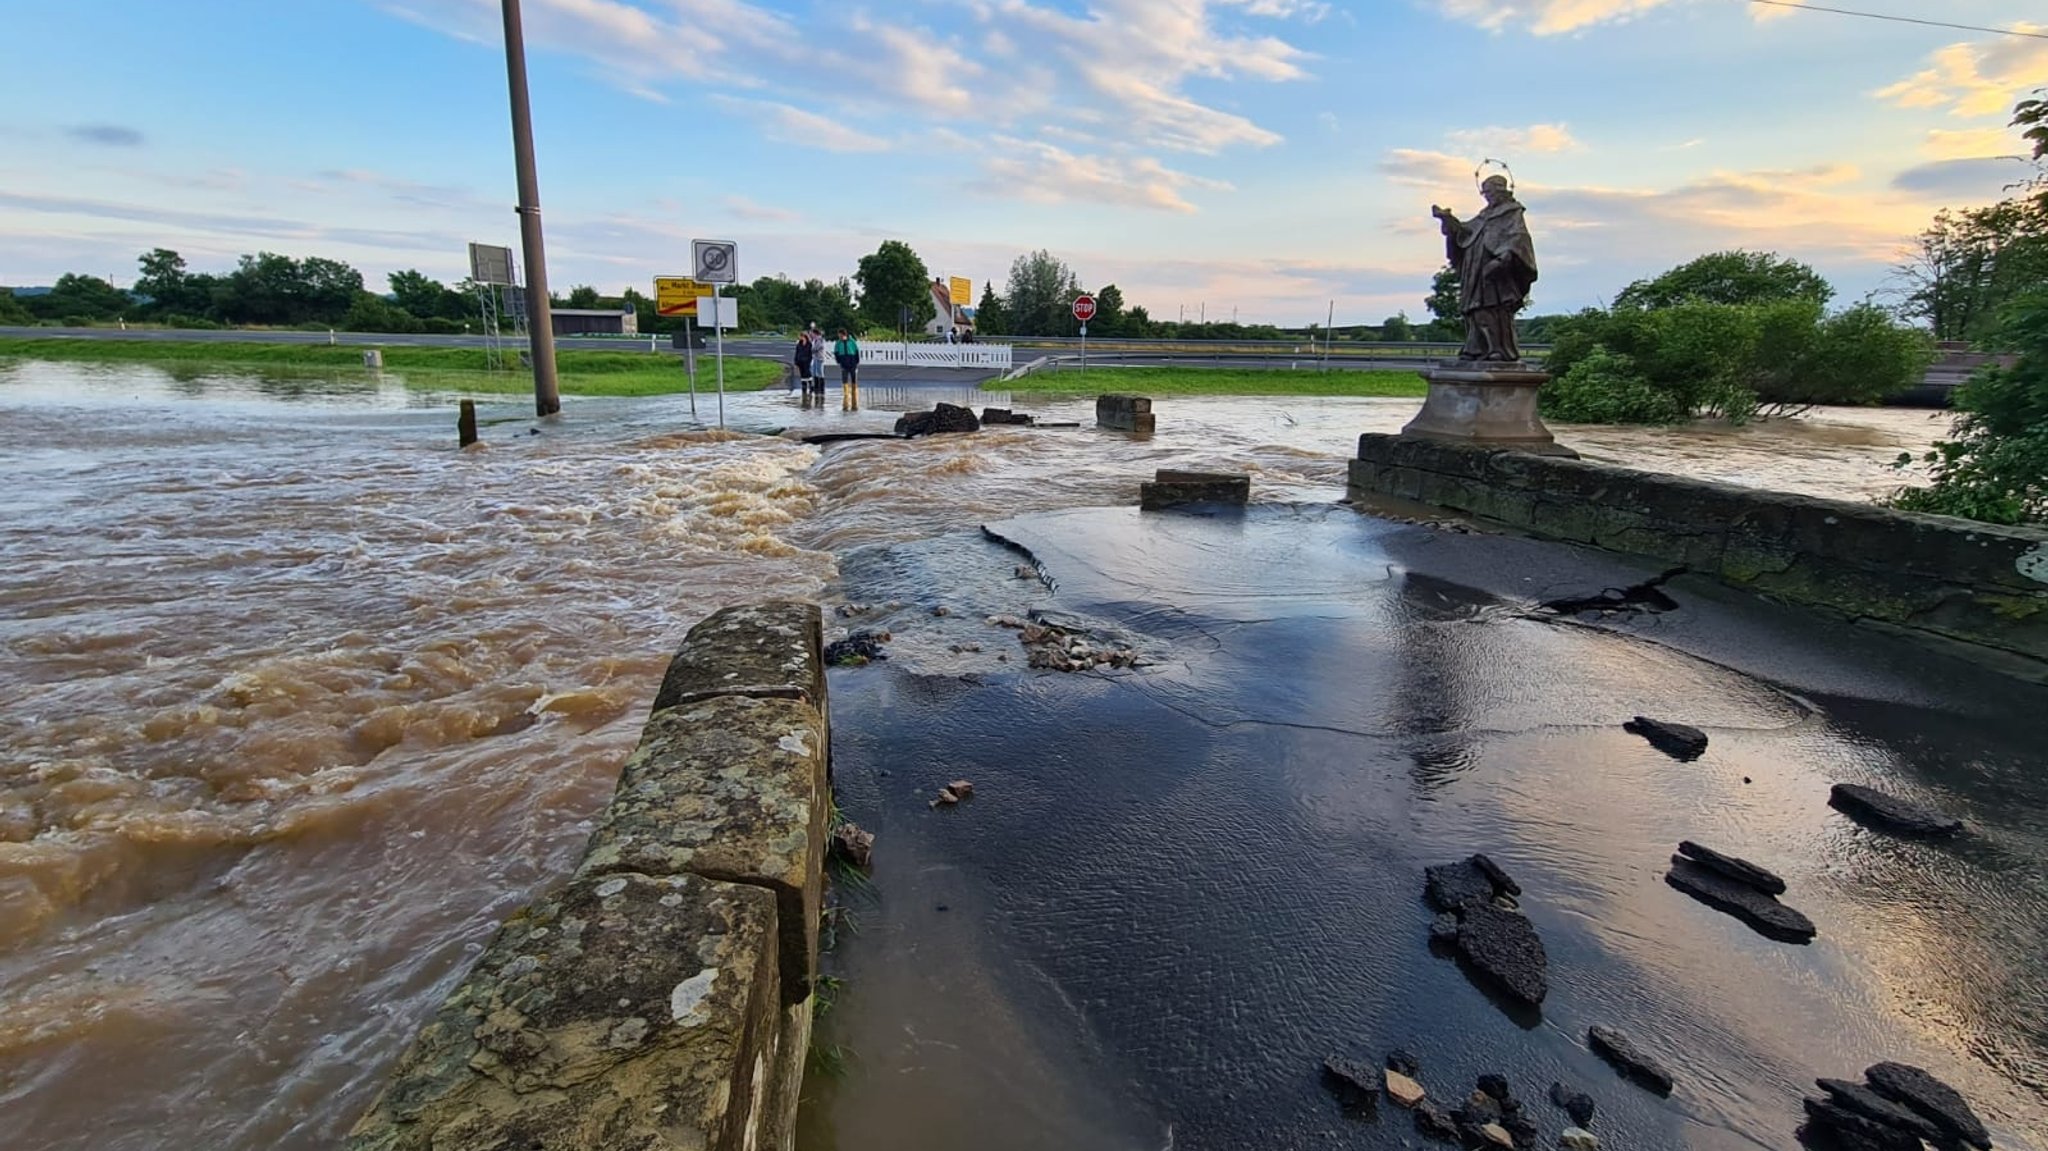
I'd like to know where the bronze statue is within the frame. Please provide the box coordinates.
[1432,175,1538,362]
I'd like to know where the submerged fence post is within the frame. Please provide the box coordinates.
[458,399,478,447]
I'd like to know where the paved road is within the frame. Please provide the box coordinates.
[0,326,1439,371]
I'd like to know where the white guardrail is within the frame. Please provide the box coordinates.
[857,342,1013,370]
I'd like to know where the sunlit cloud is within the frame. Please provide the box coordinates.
[1446,123,1584,156]
[1434,0,1675,36]
[722,195,800,223]
[714,97,893,153]
[1921,126,2026,161]
[1875,29,2048,119]
[972,138,1232,213]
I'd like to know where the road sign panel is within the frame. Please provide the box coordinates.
[468,242,516,287]
[1072,294,1097,322]
[949,276,973,307]
[655,276,713,317]
[692,239,738,284]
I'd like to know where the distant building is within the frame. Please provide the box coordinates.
[924,279,972,337]
[549,306,638,337]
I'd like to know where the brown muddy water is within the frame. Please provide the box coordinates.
[0,359,1954,1150]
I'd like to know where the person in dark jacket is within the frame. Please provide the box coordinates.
[832,329,860,397]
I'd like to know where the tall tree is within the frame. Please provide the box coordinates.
[855,240,934,331]
[564,284,603,309]
[388,269,463,320]
[1381,312,1414,341]
[1004,250,1082,336]
[26,273,132,321]
[0,286,34,324]
[975,281,1007,335]
[1615,251,1832,311]
[1091,284,1127,336]
[1425,265,1461,332]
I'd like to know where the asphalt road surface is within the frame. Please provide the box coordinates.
[0,327,1436,371]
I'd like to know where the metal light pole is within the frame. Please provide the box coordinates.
[501,0,560,417]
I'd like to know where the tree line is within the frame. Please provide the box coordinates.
[0,237,1539,345]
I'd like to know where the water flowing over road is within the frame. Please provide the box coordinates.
[0,360,1970,1150]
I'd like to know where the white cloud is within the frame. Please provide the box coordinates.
[973,139,1231,213]
[1433,0,1675,36]
[715,98,892,152]
[1876,30,2048,119]
[1922,126,2026,161]
[972,0,1304,153]
[1445,123,1584,156]
[722,195,800,222]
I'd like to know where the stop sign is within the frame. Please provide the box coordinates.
[1072,294,1097,323]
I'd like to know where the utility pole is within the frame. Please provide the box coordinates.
[500,0,560,417]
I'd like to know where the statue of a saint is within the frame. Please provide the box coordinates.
[1431,176,1538,362]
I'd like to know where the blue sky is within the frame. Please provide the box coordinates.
[0,0,2042,323]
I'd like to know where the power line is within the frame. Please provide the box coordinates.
[1746,0,2048,40]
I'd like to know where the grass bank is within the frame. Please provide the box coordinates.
[994,365,1430,397]
[0,337,781,396]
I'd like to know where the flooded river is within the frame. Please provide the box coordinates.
[0,359,1964,1149]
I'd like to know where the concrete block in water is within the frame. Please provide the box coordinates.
[345,872,781,1151]
[1097,393,1156,433]
[1140,469,1250,510]
[578,695,829,1005]
[650,601,824,712]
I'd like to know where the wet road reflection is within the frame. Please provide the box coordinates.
[811,506,2046,1151]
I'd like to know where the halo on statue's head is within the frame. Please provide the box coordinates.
[1473,158,1515,195]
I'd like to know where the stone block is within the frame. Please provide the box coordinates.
[757,999,815,1151]
[1141,470,1250,510]
[579,695,829,1006]
[650,601,824,713]
[1097,393,1156,433]
[346,872,781,1151]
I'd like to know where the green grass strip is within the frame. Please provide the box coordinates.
[993,365,1430,397]
[0,337,781,397]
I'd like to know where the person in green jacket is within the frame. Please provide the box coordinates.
[832,329,860,390]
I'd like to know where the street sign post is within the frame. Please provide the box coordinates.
[1073,295,1096,372]
[656,276,714,418]
[691,241,739,427]
[654,276,711,316]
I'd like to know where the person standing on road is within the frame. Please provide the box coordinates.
[807,324,828,398]
[833,328,860,399]
[791,327,813,396]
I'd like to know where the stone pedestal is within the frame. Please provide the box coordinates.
[1401,362,1576,457]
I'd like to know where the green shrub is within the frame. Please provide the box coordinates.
[162,313,224,330]
[1544,298,1929,425]
[342,294,423,334]
[1545,345,1686,423]
[1765,304,1932,414]
[421,317,464,335]
[1890,291,2048,524]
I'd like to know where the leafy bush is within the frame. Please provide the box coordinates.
[1761,304,1932,414]
[1890,291,2048,524]
[421,317,465,335]
[162,313,224,330]
[1545,345,1685,424]
[1543,299,1928,424]
[1614,250,1833,310]
[342,293,423,334]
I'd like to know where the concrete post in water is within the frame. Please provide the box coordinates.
[500,0,561,418]
[362,349,383,369]
[458,399,478,447]
[1096,394,1155,434]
